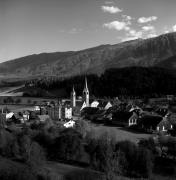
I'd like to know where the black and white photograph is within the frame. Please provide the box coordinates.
[0,0,176,179]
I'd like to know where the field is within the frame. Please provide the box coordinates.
[0,104,36,113]
[86,121,152,143]
[0,96,58,106]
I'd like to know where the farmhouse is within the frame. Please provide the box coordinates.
[138,114,163,132]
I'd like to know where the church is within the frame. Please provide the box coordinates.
[70,77,90,112]
[70,77,113,114]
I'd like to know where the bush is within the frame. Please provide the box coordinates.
[116,140,153,178]
[75,120,90,138]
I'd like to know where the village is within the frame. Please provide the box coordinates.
[0,78,175,139]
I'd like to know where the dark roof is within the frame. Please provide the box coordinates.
[112,111,133,123]
[12,114,23,120]
[138,115,162,128]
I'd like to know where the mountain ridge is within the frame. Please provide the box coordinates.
[1,32,176,78]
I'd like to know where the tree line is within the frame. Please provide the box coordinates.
[26,67,176,98]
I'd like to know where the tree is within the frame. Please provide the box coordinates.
[27,99,32,104]
[14,134,46,166]
[15,98,21,104]
[116,140,153,178]
[75,119,90,138]
[86,134,120,179]
[51,128,84,161]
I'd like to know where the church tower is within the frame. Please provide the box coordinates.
[71,86,76,107]
[83,77,89,107]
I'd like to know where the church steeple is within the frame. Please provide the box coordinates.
[83,77,89,107]
[71,85,76,107]
[84,77,88,90]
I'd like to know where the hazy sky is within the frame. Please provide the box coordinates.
[1,0,176,62]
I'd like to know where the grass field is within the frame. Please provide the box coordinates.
[86,121,152,143]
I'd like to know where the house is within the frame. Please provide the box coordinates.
[64,120,75,128]
[155,105,168,117]
[138,114,163,132]
[129,112,139,127]
[90,100,99,108]
[97,101,107,110]
[6,112,14,119]
[104,101,113,110]
[97,100,113,110]
[112,111,133,127]
[34,106,40,111]
[22,111,30,121]
[11,113,24,123]
[90,109,106,123]
[157,116,173,132]
[167,95,175,101]
[65,106,72,120]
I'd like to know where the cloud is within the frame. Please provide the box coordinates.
[101,6,122,14]
[173,25,176,32]
[120,24,157,42]
[142,25,155,31]
[138,16,158,23]
[103,21,129,31]
[122,15,132,21]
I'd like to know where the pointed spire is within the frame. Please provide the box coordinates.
[72,85,75,93]
[84,77,88,91]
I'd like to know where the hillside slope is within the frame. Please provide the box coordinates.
[1,32,176,78]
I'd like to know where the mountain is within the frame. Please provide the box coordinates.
[1,32,176,79]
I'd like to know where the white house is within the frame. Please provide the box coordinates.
[34,106,40,111]
[128,112,138,127]
[6,112,14,119]
[64,120,75,128]
[65,107,72,119]
[104,102,112,110]
[91,100,99,108]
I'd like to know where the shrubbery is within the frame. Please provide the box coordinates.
[0,119,175,180]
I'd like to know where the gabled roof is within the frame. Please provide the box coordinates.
[129,112,139,120]
[158,118,172,129]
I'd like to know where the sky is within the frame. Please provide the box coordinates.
[1,0,176,62]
